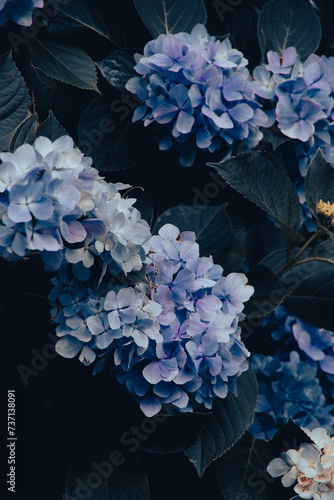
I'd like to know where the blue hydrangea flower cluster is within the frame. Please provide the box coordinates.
[252,47,334,178]
[49,223,254,417]
[248,351,334,441]
[126,24,274,166]
[263,306,334,397]
[49,270,160,368]
[0,0,43,26]
[0,136,151,277]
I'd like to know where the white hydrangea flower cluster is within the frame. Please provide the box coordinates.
[0,136,151,277]
[267,427,334,499]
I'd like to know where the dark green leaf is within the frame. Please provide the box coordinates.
[22,62,93,120]
[184,366,258,478]
[0,51,30,151]
[29,39,99,91]
[97,51,136,92]
[222,221,247,274]
[134,189,155,227]
[261,126,290,151]
[9,113,38,152]
[271,420,312,457]
[216,432,279,500]
[258,248,290,273]
[243,266,291,318]
[258,246,313,273]
[211,2,260,68]
[141,367,257,469]
[37,110,68,141]
[133,0,207,38]
[140,412,206,454]
[280,260,334,330]
[153,204,233,263]
[51,0,124,46]
[309,239,334,263]
[78,93,148,171]
[65,452,150,500]
[126,265,148,285]
[209,152,304,247]
[258,0,321,59]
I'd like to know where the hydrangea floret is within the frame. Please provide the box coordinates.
[251,47,334,231]
[50,223,254,417]
[0,0,43,26]
[316,199,334,228]
[248,351,334,440]
[126,24,274,166]
[267,427,334,500]
[252,47,334,178]
[263,306,334,396]
[0,136,151,277]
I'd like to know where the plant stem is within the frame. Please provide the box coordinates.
[292,257,334,267]
[274,231,321,276]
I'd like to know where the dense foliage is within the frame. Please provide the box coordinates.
[1,0,334,499]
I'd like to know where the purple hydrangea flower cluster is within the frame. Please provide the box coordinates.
[0,0,43,26]
[0,136,151,277]
[126,24,274,166]
[248,352,334,441]
[252,47,334,178]
[49,223,254,417]
[263,306,334,397]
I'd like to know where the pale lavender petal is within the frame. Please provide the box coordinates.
[143,361,162,384]
[12,232,26,256]
[174,268,194,289]
[117,288,135,309]
[139,393,162,417]
[8,203,31,222]
[319,355,334,374]
[202,333,219,356]
[206,355,222,375]
[282,47,297,67]
[229,103,254,123]
[119,307,136,324]
[281,120,314,141]
[108,310,121,330]
[29,200,54,220]
[87,316,105,335]
[61,220,87,243]
[267,458,290,477]
[104,291,118,311]
[175,110,194,134]
[56,336,83,358]
[79,346,96,366]
[153,103,178,124]
[158,224,180,241]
